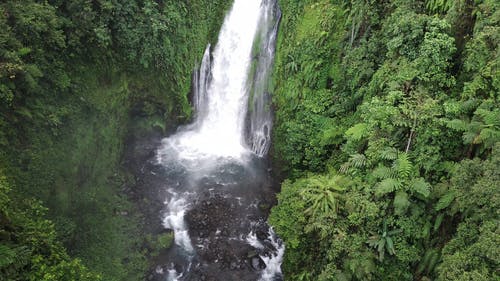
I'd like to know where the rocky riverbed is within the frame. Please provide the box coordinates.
[122,131,283,281]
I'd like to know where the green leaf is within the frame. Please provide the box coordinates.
[446,119,467,131]
[434,213,444,232]
[394,153,412,179]
[350,153,368,168]
[345,123,368,141]
[476,108,500,126]
[411,178,431,198]
[372,165,393,179]
[379,147,398,160]
[435,191,455,211]
[377,239,386,260]
[386,236,395,255]
[376,178,402,196]
[394,191,410,215]
[0,244,16,267]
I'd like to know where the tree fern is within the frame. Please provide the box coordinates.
[447,108,500,152]
[300,174,348,219]
[446,119,467,131]
[340,153,368,173]
[372,165,393,180]
[350,153,368,168]
[476,108,500,127]
[0,244,15,268]
[478,128,500,148]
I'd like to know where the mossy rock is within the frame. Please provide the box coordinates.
[157,232,174,250]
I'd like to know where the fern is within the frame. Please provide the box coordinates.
[339,162,351,174]
[463,130,478,145]
[350,153,368,168]
[301,174,347,219]
[478,128,500,148]
[417,248,441,275]
[435,191,455,211]
[433,213,444,232]
[340,153,367,174]
[372,165,393,179]
[425,0,452,14]
[376,178,402,196]
[345,123,368,141]
[394,153,412,179]
[446,119,467,131]
[378,147,398,161]
[394,191,410,215]
[476,108,500,127]
[0,244,15,268]
[411,178,431,198]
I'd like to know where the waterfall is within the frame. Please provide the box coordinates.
[247,2,281,157]
[192,45,211,121]
[155,0,282,280]
[159,0,279,164]
[161,0,265,162]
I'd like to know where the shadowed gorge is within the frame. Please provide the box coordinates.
[1,0,498,280]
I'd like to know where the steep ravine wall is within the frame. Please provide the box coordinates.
[0,1,231,280]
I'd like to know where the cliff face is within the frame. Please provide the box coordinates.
[0,1,231,280]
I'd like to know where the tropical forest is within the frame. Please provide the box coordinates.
[0,0,498,281]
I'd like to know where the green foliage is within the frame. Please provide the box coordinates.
[437,147,500,281]
[270,0,499,280]
[143,232,174,258]
[426,0,452,14]
[157,232,174,250]
[300,174,349,219]
[367,220,401,261]
[0,0,231,280]
[0,173,101,281]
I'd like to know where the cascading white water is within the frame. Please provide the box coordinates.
[247,2,281,157]
[156,0,282,280]
[159,0,267,163]
[258,228,285,281]
[192,45,211,120]
[162,191,193,253]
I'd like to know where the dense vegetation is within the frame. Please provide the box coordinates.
[0,0,230,280]
[1,0,498,280]
[269,0,499,280]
